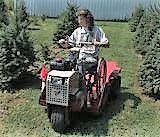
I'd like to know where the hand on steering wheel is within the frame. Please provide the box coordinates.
[58,39,70,49]
[94,41,110,48]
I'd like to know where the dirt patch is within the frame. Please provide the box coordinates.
[141,93,160,107]
[0,92,26,127]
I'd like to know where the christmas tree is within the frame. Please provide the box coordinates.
[133,7,160,55]
[0,4,35,91]
[53,3,79,47]
[128,4,145,32]
[139,31,160,96]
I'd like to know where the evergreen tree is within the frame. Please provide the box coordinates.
[0,4,35,91]
[0,0,9,26]
[132,4,160,98]
[53,3,79,47]
[132,13,151,54]
[15,2,30,29]
[36,43,50,63]
[139,31,160,96]
[13,3,35,68]
[133,6,160,55]
[128,4,145,32]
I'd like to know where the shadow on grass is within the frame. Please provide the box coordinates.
[142,92,160,101]
[12,72,41,91]
[28,27,41,30]
[64,87,141,136]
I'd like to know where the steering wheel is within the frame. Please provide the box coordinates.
[69,41,94,52]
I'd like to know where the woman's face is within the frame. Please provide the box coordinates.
[78,16,88,27]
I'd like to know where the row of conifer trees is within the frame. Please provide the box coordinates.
[129,3,160,98]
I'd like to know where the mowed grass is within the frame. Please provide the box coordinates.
[0,19,160,137]
[30,18,59,50]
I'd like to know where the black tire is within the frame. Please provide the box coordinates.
[110,76,121,98]
[94,58,107,116]
[50,109,65,132]
[47,105,51,121]
[97,58,107,94]
[98,85,109,115]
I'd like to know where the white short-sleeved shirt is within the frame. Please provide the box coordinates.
[69,26,108,55]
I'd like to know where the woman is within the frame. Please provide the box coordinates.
[59,9,109,73]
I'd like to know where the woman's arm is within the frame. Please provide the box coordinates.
[95,27,110,48]
[58,29,78,48]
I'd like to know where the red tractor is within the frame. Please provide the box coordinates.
[39,43,121,132]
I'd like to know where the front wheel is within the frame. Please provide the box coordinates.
[50,109,65,132]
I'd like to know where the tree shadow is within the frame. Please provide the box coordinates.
[28,27,41,30]
[64,87,141,136]
[12,72,41,91]
[142,92,160,101]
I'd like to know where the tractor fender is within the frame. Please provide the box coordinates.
[105,61,121,83]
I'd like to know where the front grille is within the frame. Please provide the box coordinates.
[46,71,79,106]
[46,77,69,106]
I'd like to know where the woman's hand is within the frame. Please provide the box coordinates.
[94,41,110,48]
[58,39,69,49]
[58,39,65,44]
[94,41,101,46]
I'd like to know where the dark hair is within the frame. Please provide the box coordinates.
[77,9,94,31]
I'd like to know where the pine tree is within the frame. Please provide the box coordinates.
[53,3,79,47]
[13,3,35,68]
[15,2,30,29]
[0,4,35,91]
[139,31,160,96]
[133,7,160,55]
[0,0,9,27]
[128,4,145,32]
[132,13,151,54]
[134,24,157,56]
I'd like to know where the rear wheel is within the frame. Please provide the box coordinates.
[50,109,65,132]
[110,76,121,98]
[96,58,107,115]
[98,85,109,115]
[97,58,107,94]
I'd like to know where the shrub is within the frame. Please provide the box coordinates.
[36,43,51,63]
[41,14,46,22]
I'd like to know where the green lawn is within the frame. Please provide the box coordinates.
[30,18,59,50]
[0,19,160,137]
